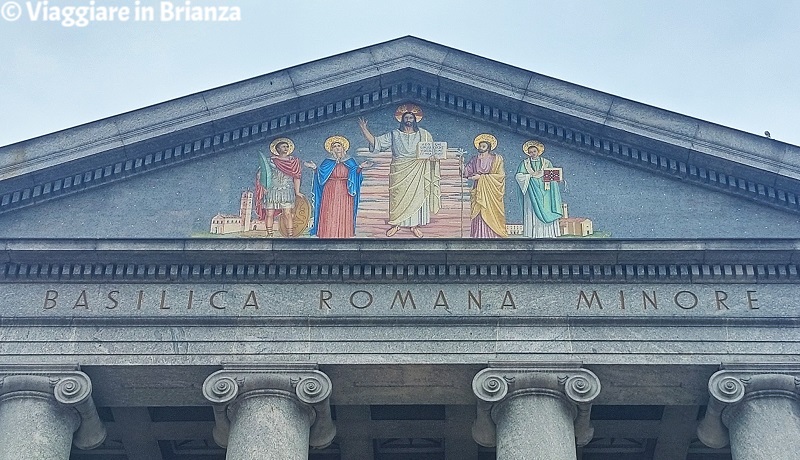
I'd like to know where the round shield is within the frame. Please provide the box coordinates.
[278,195,311,237]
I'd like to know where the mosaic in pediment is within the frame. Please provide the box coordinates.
[209,103,601,240]
[2,104,799,240]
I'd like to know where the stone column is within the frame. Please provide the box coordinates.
[0,365,107,460]
[472,362,601,460]
[203,364,336,460]
[697,364,800,460]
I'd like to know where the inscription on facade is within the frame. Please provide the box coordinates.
[575,289,759,311]
[28,285,776,317]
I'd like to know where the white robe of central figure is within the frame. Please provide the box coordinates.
[372,128,441,227]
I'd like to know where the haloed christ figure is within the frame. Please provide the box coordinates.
[357,104,441,238]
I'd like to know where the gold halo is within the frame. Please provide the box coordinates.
[394,103,424,122]
[269,137,295,156]
[473,133,498,151]
[324,135,350,153]
[522,140,545,155]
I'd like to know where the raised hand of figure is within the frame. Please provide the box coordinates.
[304,161,317,169]
[358,117,368,130]
[359,160,374,169]
[469,174,480,180]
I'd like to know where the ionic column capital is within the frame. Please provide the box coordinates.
[472,361,601,447]
[203,363,335,449]
[0,365,107,450]
[698,364,800,449]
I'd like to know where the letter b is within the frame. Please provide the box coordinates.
[44,290,58,309]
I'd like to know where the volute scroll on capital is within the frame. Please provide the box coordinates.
[472,363,602,405]
[471,362,601,448]
[202,364,336,449]
[0,365,107,450]
[697,365,800,449]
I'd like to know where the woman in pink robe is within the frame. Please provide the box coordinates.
[305,136,372,238]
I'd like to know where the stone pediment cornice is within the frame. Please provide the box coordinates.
[0,238,798,284]
[0,37,798,217]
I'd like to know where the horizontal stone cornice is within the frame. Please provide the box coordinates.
[2,238,799,262]
[0,239,798,283]
[2,315,797,328]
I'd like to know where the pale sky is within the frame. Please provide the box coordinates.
[1,0,799,148]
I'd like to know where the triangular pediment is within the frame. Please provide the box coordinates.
[1,36,798,239]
